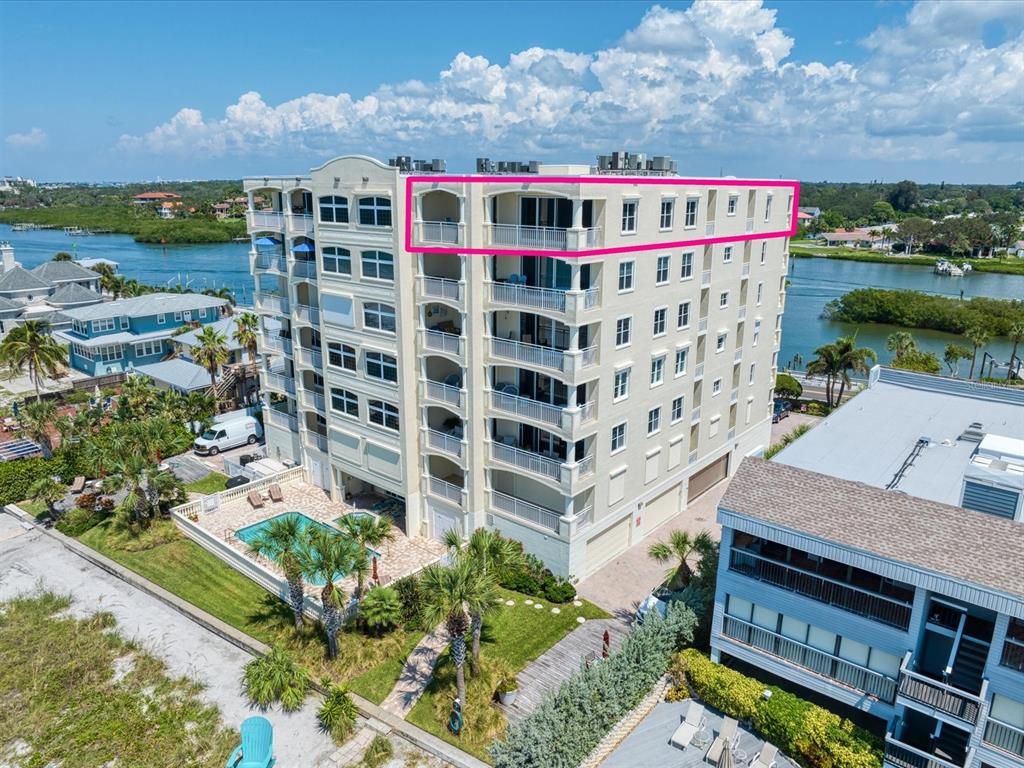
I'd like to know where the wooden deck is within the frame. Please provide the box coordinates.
[501,618,629,725]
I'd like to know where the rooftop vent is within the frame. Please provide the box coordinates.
[595,151,677,175]
[388,157,446,173]
[959,422,985,442]
[475,158,539,174]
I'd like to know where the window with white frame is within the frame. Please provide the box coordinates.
[72,319,87,335]
[727,195,738,216]
[765,195,773,221]
[652,307,667,336]
[199,307,209,319]
[647,407,661,435]
[327,342,357,370]
[319,195,349,223]
[680,252,694,280]
[675,347,689,376]
[98,344,123,363]
[756,282,764,305]
[156,313,165,325]
[709,415,720,438]
[671,395,685,423]
[361,250,394,281]
[134,340,162,357]
[621,200,637,233]
[92,317,115,333]
[753,319,761,346]
[749,362,756,384]
[659,199,674,229]
[618,260,634,292]
[330,388,359,417]
[615,316,632,347]
[120,316,129,329]
[656,255,670,285]
[365,351,397,382]
[717,332,727,352]
[368,399,400,431]
[684,198,698,227]
[322,246,352,275]
[613,368,631,400]
[71,342,91,359]
[174,311,182,321]
[677,301,691,329]
[712,378,722,395]
[723,246,733,263]
[610,422,626,453]
[650,356,665,386]
[358,197,392,227]
[363,302,396,333]
[760,242,767,264]
[719,290,729,308]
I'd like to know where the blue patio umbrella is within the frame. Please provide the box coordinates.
[291,242,315,253]
[254,236,281,247]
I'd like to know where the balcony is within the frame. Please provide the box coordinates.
[984,717,1024,759]
[299,387,325,413]
[292,260,317,280]
[491,337,564,372]
[491,490,561,533]
[734,349,743,364]
[422,329,464,357]
[722,614,897,703]
[489,390,596,434]
[288,213,315,236]
[730,388,739,404]
[728,548,913,630]
[295,346,322,369]
[741,263,751,278]
[418,221,462,245]
[264,371,295,396]
[254,253,286,272]
[897,654,984,725]
[423,379,464,410]
[265,408,298,432]
[487,281,602,317]
[427,475,465,507]
[691,406,702,424]
[260,335,292,356]
[738,307,747,321]
[489,441,595,489]
[256,292,289,315]
[419,276,463,304]
[705,221,715,236]
[304,430,328,453]
[701,270,712,288]
[294,304,320,326]
[426,428,464,460]
[745,217,754,233]
[247,210,284,230]
[884,736,971,768]
[698,316,709,334]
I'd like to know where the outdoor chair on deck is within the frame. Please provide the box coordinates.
[226,715,275,768]
[268,484,284,503]
[69,476,86,494]
[247,490,264,509]
[705,717,738,765]
[670,701,705,750]
[749,742,778,768]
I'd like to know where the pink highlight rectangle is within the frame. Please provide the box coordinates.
[404,175,800,258]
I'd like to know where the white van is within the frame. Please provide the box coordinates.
[193,417,263,456]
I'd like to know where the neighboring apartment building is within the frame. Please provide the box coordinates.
[55,292,230,376]
[243,154,794,578]
[712,368,1024,768]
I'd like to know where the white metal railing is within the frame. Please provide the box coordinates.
[488,223,567,250]
[491,442,562,481]
[735,349,743,364]
[730,388,739,404]
[297,346,322,369]
[576,454,595,477]
[698,316,708,333]
[261,335,292,356]
[491,337,565,371]
[581,345,598,368]
[574,506,595,532]
[294,304,320,325]
[577,400,597,424]
[984,717,1024,758]
[688,450,698,464]
[423,329,464,356]
[701,270,712,287]
[427,429,463,459]
[292,260,317,279]
[265,408,298,432]
[741,263,751,277]
[738,307,747,321]
[583,286,601,309]
[425,380,463,408]
[491,390,563,427]
[421,276,462,302]
[727,427,736,440]
[745,217,754,233]
[300,388,325,412]
[264,372,295,395]
[305,430,328,452]
[691,406,702,423]
[428,475,465,506]
[585,227,602,247]
[420,221,461,244]
[289,213,314,235]
[694,363,704,380]
[489,282,566,313]
[491,490,560,532]
[255,253,286,271]
[248,210,284,229]
[705,221,715,236]
[256,292,289,314]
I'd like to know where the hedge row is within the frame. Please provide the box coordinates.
[673,649,883,768]
[0,451,84,507]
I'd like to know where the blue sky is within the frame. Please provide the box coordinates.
[2,1,1021,183]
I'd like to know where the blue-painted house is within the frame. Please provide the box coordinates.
[55,292,230,376]
[711,369,1024,768]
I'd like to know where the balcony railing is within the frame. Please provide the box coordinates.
[426,429,463,459]
[585,227,602,247]
[292,260,317,279]
[491,490,561,533]
[294,304,320,325]
[491,337,565,372]
[296,346,322,369]
[698,316,709,333]
[581,345,598,368]
[723,615,897,703]
[701,270,712,288]
[261,335,292,356]
[488,223,567,250]
[730,388,739,404]
[264,371,295,395]
[884,737,967,768]
[419,221,461,245]
[428,475,465,507]
[255,253,286,271]
[738,307,747,321]
[729,548,913,630]
[423,329,464,356]
[288,213,314,235]
[688,449,698,464]
[265,408,298,432]
[694,363,705,380]
[491,442,562,481]
[741,263,751,277]
[491,390,564,428]
[745,217,754,233]
[897,654,983,725]
[248,210,284,229]
[256,292,289,314]
[984,717,1024,758]
[425,380,463,409]
[1000,638,1024,671]
[489,282,566,312]
[734,349,743,363]
[299,388,325,412]
[705,221,715,236]
[584,286,601,309]
[691,406,702,424]
[421,276,462,303]
[304,430,328,452]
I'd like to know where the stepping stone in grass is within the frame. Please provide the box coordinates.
[576,616,586,624]
[525,599,533,605]
[505,599,515,606]
[573,600,583,607]
[551,607,561,614]
[534,603,543,610]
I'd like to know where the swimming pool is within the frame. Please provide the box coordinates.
[235,511,380,586]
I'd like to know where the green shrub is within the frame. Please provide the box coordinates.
[392,575,423,628]
[358,734,393,768]
[243,647,309,711]
[542,578,577,604]
[0,458,62,506]
[63,390,92,405]
[673,649,883,768]
[318,684,358,744]
[763,423,812,460]
[55,507,108,536]
[891,350,941,374]
[497,547,576,604]
[360,587,402,634]
[775,373,803,400]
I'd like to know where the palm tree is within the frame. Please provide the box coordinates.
[119,375,157,417]
[832,334,877,405]
[247,514,310,630]
[297,527,361,659]
[183,390,216,434]
[445,527,525,674]
[805,341,841,408]
[943,343,972,377]
[419,559,496,710]
[154,389,186,422]
[28,476,65,518]
[0,320,68,401]
[105,274,128,299]
[886,331,917,360]
[20,399,57,455]
[232,312,260,366]
[1006,321,1024,380]
[336,513,394,600]
[191,325,229,401]
[965,325,992,379]
[648,529,715,591]
[203,286,237,306]
[134,417,191,463]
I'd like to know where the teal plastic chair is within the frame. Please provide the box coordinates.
[227,716,275,768]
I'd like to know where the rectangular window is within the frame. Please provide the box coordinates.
[671,396,685,423]
[712,378,722,395]
[719,291,729,308]
[365,351,398,382]
[327,342,357,371]
[368,399,400,431]
[98,344,123,363]
[684,198,698,227]
[677,301,691,329]
[134,340,162,357]
[618,260,634,292]
[647,407,661,435]
[613,368,631,400]
[765,195,773,222]
[760,242,767,264]
[358,196,392,227]
[675,347,688,376]
[727,195,738,216]
[363,302,396,333]
[659,199,673,229]
[652,307,667,336]
[611,423,626,453]
[650,356,665,386]
[119,316,129,329]
[615,317,632,347]
[756,282,764,305]
[361,250,394,281]
[330,388,359,417]
[319,195,349,223]
[723,246,733,264]
[621,200,637,233]
[753,319,761,346]
[322,247,352,275]
[174,311,182,322]
[92,317,115,333]
[717,332,727,352]
[656,255,670,285]
[680,252,693,280]
[749,362,756,384]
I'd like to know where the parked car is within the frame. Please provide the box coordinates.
[772,399,792,423]
[634,585,687,625]
[193,416,263,456]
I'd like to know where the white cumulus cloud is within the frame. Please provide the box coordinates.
[6,128,47,149]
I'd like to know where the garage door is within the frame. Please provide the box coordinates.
[688,453,729,501]
[585,516,630,573]
[641,483,680,535]
[431,504,461,543]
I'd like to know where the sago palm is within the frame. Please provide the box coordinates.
[247,515,310,630]
[0,320,67,401]
[648,529,715,591]
[336,513,394,600]
[297,527,360,660]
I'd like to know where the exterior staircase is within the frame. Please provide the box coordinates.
[948,637,988,694]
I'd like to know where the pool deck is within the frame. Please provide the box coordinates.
[194,474,446,597]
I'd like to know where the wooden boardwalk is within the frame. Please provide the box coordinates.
[501,618,629,725]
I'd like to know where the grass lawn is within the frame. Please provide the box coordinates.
[406,587,609,762]
[15,498,50,520]
[184,472,230,495]
[77,519,420,704]
[0,592,236,767]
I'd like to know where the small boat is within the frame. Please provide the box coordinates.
[961,262,973,273]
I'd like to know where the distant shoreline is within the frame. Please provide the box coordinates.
[789,244,1024,275]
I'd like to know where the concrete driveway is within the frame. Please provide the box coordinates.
[168,439,266,477]
[0,513,337,768]
[770,412,820,444]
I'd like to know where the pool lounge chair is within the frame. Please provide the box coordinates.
[247,490,264,509]
[268,484,284,503]
[705,717,738,764]
[750,743,778,768]
[226,715,275,768]
[670,701,705,750]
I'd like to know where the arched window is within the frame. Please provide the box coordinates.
[363,302,396,333]
[361,250,394,281]
[330,388,359,417]
[322,246,351,275]
[358,197,392,227]
[319,196,348,223]
[365,351,397,382]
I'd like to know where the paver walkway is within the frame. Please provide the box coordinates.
[380,626,449,718]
